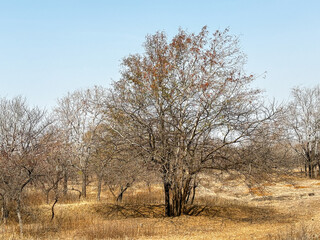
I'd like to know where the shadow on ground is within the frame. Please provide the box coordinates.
[92,202,294,224]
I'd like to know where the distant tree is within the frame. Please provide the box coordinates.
[89,124,120,201]
[37,127,71,206]
[234,110,292,185]
[109,27,275,216]
[55,86,107,198]
[0,96,50,236]
[286,85,320,178]
[105,145,144,203]
[88,121,146,202]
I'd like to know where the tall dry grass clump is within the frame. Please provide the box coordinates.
[75,219,156,240]
[268,224,319,240]
[0,185,164,239]
[122,187,163,205]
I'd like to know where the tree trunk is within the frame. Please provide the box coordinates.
[97,176,102,201]
[63,170,68,196]
[116,185,129,203]
[185,177,196,205]
[172,187,183,216]
[82,171,87,198]
[164,181,171,217]
[117,191,123,203]
[163,176,193,217]
[51,198,58,221]
[305,163,307,177]
[190,180,197,205]
[1,196,9,225]
[16,197,23,238]
[308,159,312,178]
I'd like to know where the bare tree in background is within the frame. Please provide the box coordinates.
[90,124,121,201]
[286,86,320,178]
[55,86,107,198]
[108,27,276,216]
[0,96,50,236]
[105,146,144,203]
[36,127,72,209]
[232,107,292,186]
[90,121,155,202]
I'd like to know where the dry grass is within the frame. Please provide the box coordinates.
[248,186,272,196]
[293,186,309,189]
[2,177,320,239]
[23,189,47,206]
[262,182,276,187]
[2,190,279,239]
[285,184,294,187]
[193,196,292,224]
[23,214,157,239]
[1,201,159,239]
[122,187,163,205]
[284,184,309,189]
[268,223,320,240]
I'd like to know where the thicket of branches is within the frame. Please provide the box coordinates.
[0,27,319,235]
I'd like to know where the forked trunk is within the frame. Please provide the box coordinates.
[172,188,184,216]
[116,185,129,203]
[163,177,192,217]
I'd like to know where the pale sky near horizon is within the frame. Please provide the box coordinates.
[0,1,319,109]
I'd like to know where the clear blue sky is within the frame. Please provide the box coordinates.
[0,0,319,108]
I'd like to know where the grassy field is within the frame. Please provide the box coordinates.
[2,176,320,239]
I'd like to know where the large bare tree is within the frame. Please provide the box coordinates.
[286,85,320,178]
[108,27,275,216]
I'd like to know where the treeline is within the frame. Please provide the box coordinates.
[0,26,319,236]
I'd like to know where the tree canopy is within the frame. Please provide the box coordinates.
[109,26,274,216]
